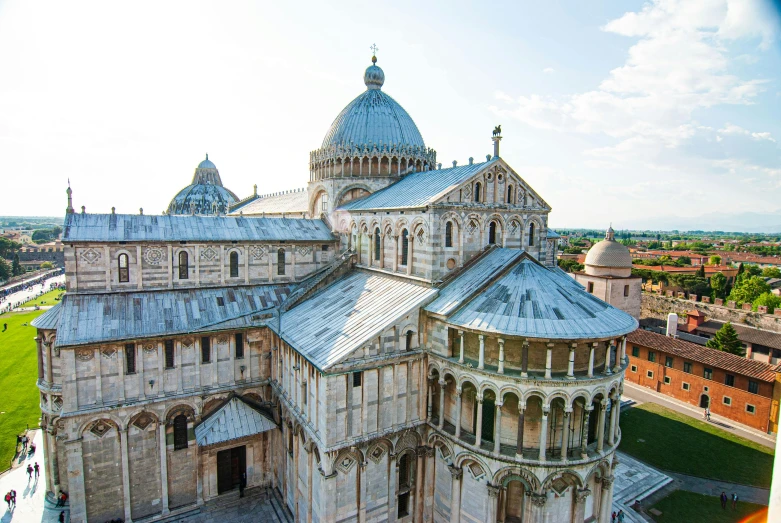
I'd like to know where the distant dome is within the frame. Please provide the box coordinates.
[167,155,239,215]
[584,226,633,275]
[320,57,425,149]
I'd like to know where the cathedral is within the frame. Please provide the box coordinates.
[33,54,637,523]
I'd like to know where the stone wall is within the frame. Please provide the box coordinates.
[641,293,781,332]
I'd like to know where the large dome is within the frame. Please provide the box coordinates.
[320,57,425,149]
[584,227,633,270]
[167,155,239,215]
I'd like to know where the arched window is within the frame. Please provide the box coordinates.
[374,227,381,261]
[118,253,129,283]
[405,330,414,351]
[178,251,189,280]
[445,222,453,248]
[321,193,328,212]
[507,185,514,204]
[173,414,188,450]
[397,452,413,517]
[528,222,536,247]
[229,251,239,278]
[400,230,409,265]
[474,182,482,202]
[277,248,286,275]
[489,222,497,245]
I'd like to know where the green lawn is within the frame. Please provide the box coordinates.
[649,491,767,523]
[0,309,44,471]
[22,288,65,308]
[619,403,774,488]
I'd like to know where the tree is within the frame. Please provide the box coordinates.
[11,252,23,276]
[669,274,710,296]
[558,259,584,273]
[0,237,20,258]
[706,322,745,356]
[728,276,770,305]
[753,292,781,314]
[0,258,10,280]
[762,267,781,278]
[696,265,705,278]
[710,272,727,299]
[40,261,54,269]
[709,255,722,265]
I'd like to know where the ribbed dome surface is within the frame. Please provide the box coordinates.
[321,61,425,149]
[167,156,239,215]
[585,235,633,268]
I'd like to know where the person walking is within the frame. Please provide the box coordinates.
[239,471,247,498]
[720,491,728,509]
[26,464,33,481]
[617,510,625,523]
[4,492,10,510]
[10,490,16,509]
[732,492,739,509]
[21,435,28,452]
[34,462,40,479]
[58,511,65,523]
[706,408,711,421]
[611,511,616,522]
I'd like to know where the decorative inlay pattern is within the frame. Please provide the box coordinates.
[101,348,116,359]
[90,421,112,438]
[143,343,156,354]
[216,335,229,344]
[336,455,356,474]
[463,185,472,199]
[296,245,312,257]
[509,221,519,234]
[143,247,165,265]
[182,338,194,348]
[80,248,101,264]
[467,220,478,236]
[250,245,266,260]
[132,413,155,431]
[416,229,426,243]
[75,349,94,361]
[201,246,218,261]
[368,444,386,464]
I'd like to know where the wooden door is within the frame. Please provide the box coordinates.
[217,449,233,494]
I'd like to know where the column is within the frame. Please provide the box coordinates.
[528,493,547,522]
[416,447,426,522]
[424,447,436,521]
[497,338,505,374]
[573,488,591,523]
[521,340,529,378]
[607,397,618,446]
[118,344,125,401]
[614,394,622,441]
[65,440,87,523]
[538,407,549,461]
[95,348,103,404]
[621,336,627,365]
[427,378,434,422]
[561,408,571,460]
[369,231,374,264]
[448,465,462,523]
[597,400,607,453]
[478,335,485,369]
[176,342,183,393]
[545,343,553,379]
[438,380,446,430]
[494,402,503,454]
[157,342,164,397]
[212,339,218,388]
[581,406,592,458]
[379,234,385,269]
[45,340,54,384]
[357,231,363,264]
[119,428,133,522]
[229,335,236,385]
[567,343,576,379]
[604,343,613,375]
[44,431,57,495]
[487,484,501,523]
[614,339,624,372]
[598,477,614,523]
[407,236,414,275]
[392,235,399,272]
[516,403,525,457]
[454,389,463,438]
[588,343,596,377]
[458,331,464,364]
[475,396,484,446]
[138,344,145,400]
[159,423,170,514]
[194,338,201,389]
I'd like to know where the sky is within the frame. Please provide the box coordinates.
[0,0,780,230]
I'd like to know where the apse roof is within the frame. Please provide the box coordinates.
[31,303,61,330]
[339,161,492,211]
[195,397,276,447]
[232,190,308,215]
[63,213,335,243]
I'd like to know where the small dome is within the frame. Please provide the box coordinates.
[198,154,216,170]
[364,58,385,90]
[584,227,632,269]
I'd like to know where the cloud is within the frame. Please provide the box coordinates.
[718,123,776,142]
[543,67,554,74]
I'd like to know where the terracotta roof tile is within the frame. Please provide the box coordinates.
[627,329,780,382]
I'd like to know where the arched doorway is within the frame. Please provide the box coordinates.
[503,480,525,523]
[699,394,710,408]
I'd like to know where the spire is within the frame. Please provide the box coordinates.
[364,44,384,90]
[66,180,74,214]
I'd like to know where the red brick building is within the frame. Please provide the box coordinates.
[626,329,780,433]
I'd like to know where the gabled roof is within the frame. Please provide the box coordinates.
[444,254,638,340]
[628,329,780,382]
[696,320,781,351]
[195,397,276,447]
[31,303,61,330]
[278,271,437,370]
[63,213,334,243]
[231,190,308,216]
[339,161,495,211]
[53,285,293,347]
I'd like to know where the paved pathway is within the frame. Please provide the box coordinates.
[666,471,769,505]
[0,430,68,523]
[612,451,672,522]
[164,487,291,523]
[1,275,64,314]
[622,381,775,448]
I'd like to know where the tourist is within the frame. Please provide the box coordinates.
[34,462,40,478]
[4,492,10,510]
[611,511,616,522]
[10,490,16,509]
[720,491,727,509]
[21,435,28,452]
[239,471,247,498]
[2,323,6,332]
[732,492,738,509]
[617,510,625,522]
[58,511,65,523]
[27,464,33,481]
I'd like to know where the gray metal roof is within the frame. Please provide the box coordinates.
[168,183,238,216]
[340,161,494,211]
[54,285,293,347]
[425,248,522,317]
[232,190,308,216]
[321,61,425,149]
[547,230,561,239]
[279,271,437,370]
[448,257,638,340]
[63,213,335,243]
[195,397,276,447]
[31,303,62,330]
